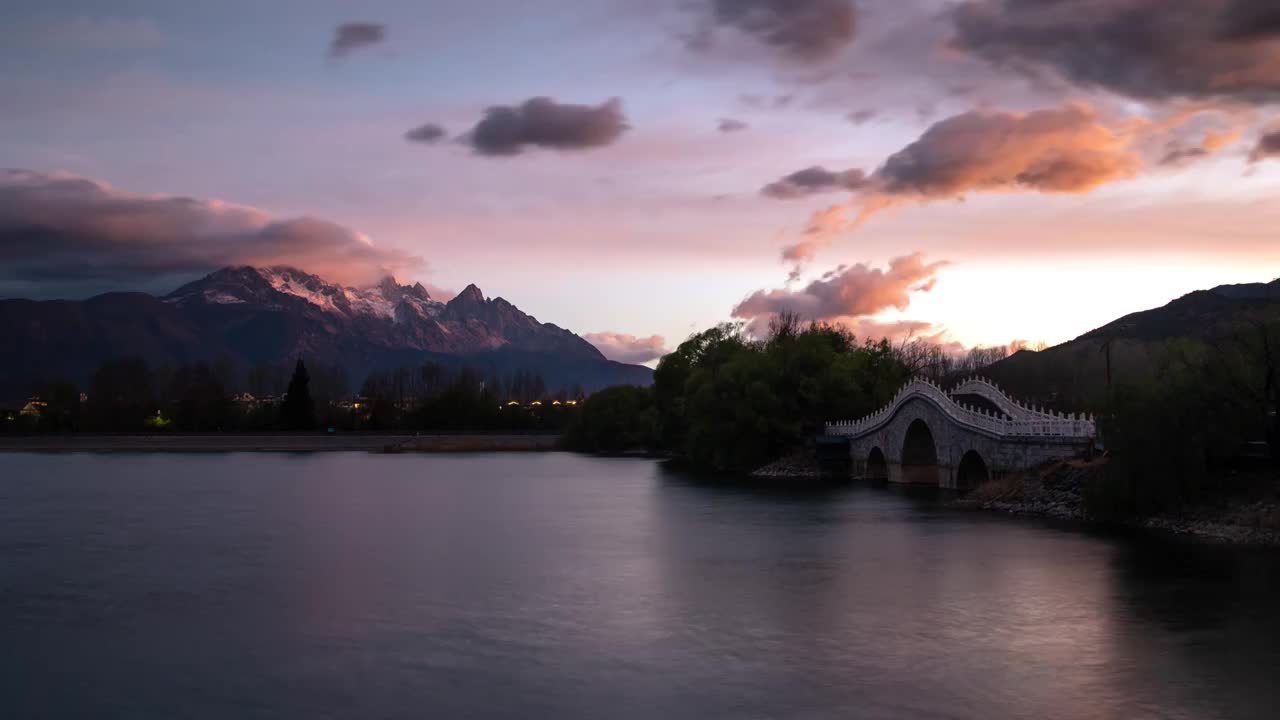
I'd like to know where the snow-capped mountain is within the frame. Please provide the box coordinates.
[163,266,602,359]
[0,266,652,400]
[166,266,444,321]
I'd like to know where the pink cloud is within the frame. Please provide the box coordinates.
[733,252,947,323]
[583,331,670,364]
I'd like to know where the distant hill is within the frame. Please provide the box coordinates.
[0,266,652,402]
[982,279,1280,408]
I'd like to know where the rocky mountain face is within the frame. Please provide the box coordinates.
[0,266,651,401]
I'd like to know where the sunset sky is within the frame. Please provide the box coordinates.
[4,0,1280,363]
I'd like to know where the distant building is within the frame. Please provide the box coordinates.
[20,397,48,418]
[337,396,369,411]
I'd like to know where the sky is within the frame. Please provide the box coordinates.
[3,0,1280,364]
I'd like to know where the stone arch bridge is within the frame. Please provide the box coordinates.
[826,377,1097,490]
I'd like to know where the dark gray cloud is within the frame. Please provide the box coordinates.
[1159,145,1210,167]
[1251,129,1280,162]
[739,93,794,109]
[718,118,749,132]
[331,22,385,58]
[710,0,857,62]
[464,97,629,156]
[847,109,877,125]
[405,123,447,144]
[0,170,422,298]
[1221,1,1280,40]
[951,0,1280,104]
[762,166,868,199]
[732,252,945,323]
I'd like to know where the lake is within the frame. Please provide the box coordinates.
[2,452,1278,719]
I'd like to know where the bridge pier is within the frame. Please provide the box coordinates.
[889,461,955,487]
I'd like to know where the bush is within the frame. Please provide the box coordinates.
[1087,381,1218,519]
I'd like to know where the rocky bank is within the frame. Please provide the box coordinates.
[955,459,1280,546]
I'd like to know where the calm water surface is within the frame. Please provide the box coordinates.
[2,452,1278,719]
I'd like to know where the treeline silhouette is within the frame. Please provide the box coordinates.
[1085,325,1279,519]
[568,313,1279,516]
[3,356,583,434]
[567,315,914,470]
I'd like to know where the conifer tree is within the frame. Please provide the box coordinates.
[281,358,316,430]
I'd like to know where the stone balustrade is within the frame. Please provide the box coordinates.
[826,376,1097,440]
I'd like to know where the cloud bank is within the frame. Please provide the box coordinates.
[951,0,1280,104]
[706,0,858,62]
[0,170,423,298]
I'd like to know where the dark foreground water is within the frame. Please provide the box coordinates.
[2,453,1279,719]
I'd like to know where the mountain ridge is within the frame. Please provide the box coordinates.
[983,277,1280,406]
[0,266,650,402]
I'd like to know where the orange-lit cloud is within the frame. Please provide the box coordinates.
[875,104,1140,195]
[770,104,1143,269]
[1160,126,1246,166]
[733,252,946,325]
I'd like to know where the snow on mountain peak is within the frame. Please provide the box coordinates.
[168,266,445,320]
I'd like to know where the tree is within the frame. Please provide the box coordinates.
[646,319,909,472]
[281,358,316,430]
[32,380,81,432]
[166,364,231,431]
[566,386,658,453]
[1211,320,1280,468]
[86,357,155,431]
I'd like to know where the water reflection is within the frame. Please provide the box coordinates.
[0,452,1277,719]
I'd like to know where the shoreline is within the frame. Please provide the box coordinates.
[752,453,1280,547]
[0,433,563,454]
[949,460,1280,547]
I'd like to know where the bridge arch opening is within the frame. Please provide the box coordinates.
[866,447,888,482]
[901,419,939,485]
[957,450,990,491]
